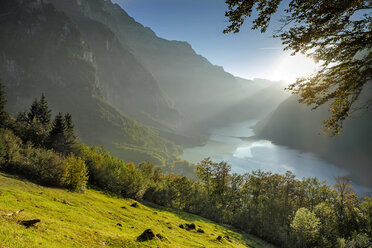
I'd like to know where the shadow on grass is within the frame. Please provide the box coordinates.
[141,201,276,248]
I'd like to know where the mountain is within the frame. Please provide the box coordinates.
[254,90,372,188]
[0,0,181,169]
[0,0,287,172]
[46,0,279,134]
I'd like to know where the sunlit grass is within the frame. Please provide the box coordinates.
[0,173,273,248]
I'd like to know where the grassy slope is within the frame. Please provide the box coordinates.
[0,173,273,248]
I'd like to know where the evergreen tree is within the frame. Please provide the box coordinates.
[27,93,51,129]
[64,113,76,141]
[48,112,67,153]
[38,93,51,129]
[27,98,40,125]
[0,81,9,128]
[48,112,76,154]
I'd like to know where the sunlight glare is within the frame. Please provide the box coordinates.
[269,53,319,84]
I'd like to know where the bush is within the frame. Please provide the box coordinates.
[21,145,65,186]
[0,129,23,170]
[345,233,371,248]
[62,155,88,192]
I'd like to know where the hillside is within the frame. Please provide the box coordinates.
[0,0,183,169]
[46,0,284,134]
[254,94,372,188]
[0,0,287,165]
[0,173,273,248]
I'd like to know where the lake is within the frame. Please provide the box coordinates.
[181,120,371,195]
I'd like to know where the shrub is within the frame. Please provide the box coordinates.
[62,155,88,192]
[0,129,23,170]
[21,145,65,186]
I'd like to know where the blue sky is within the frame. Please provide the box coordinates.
[112,0,317,82]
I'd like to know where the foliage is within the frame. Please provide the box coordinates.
[0,89,370,247]
[21,145,66,186]
[0,81,10,128]
[62,155,88,192]
[291,208,321,247]
[47,112,77,154]
[224,0,372,135]
[0,129,23,169]
[15,94,53,147]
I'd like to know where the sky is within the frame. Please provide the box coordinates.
[112,0,318,83]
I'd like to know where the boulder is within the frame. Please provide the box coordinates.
[130,202,139,208]
[18,219,41,228]
[137,229,155,242]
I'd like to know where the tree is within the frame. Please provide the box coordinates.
[38,93,52,129]
[196,157,215,198]
[334,176,359,237]
[0,81,9,128]
[291,208,321,247]
[62,155,88,192]
[27,94,51,129]
[48,112,76,154]
[224,0,371,135]
[63,113,76,145]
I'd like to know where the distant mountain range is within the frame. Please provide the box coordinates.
[0,0,286,172]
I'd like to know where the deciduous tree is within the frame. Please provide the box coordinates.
[224,0,372,135]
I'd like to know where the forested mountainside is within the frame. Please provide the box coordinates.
[0,0,185,171]
[254,93,372,188]
[46,0,286,134]
[0,0,287,170]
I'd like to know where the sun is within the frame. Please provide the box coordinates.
[269,53,319,83]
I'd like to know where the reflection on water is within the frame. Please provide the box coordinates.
[181,120,371,195]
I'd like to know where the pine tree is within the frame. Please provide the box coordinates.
[0,81,9,128]
[47,112,76,154]
[64,113,76,141]
[27,94,51,129]
[48,112,67,153]
[64,113,76,151]
[38,93,51,129]
[27,98,40,125]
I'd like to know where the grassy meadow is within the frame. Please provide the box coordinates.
[0,173,273,248]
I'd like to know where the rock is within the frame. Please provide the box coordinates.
[186,223,196,230]
[197,229,205,233]
[217,236,222,241]
[18,219,41,228]
[116,223,122,227]
[179,224,184,229]
[121,206,127,209]
[156,234,167,241]
[130,202,139,208]
[137,229,155,242]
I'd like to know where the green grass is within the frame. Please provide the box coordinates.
[0,173,274,248]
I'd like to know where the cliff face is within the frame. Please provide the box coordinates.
[0,0,180,167]
[254,94,372,188]
[47,0,257,131]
